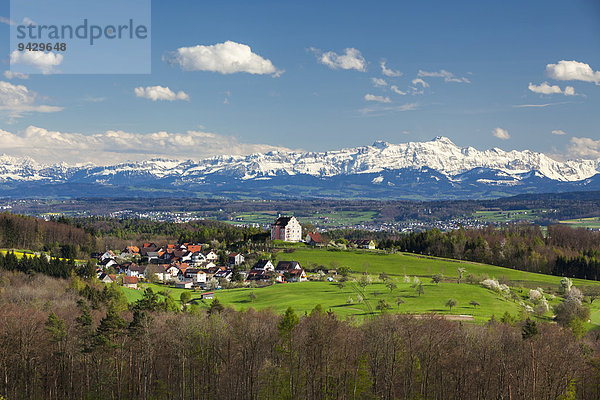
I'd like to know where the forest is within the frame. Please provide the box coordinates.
[380,224,600,280]
[1,269,599,400]
[0,213,267,258]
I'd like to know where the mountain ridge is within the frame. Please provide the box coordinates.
[0,137,599,199]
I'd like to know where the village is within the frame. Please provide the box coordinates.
[94,215,376,295]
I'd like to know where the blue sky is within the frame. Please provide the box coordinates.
[0,0,599,164]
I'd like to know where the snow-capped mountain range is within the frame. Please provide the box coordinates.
[1,137,599,199]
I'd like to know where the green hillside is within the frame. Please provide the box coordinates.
[123,248,600,324]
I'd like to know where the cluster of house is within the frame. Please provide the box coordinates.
[95,241,306,290]
[94,215,373,290]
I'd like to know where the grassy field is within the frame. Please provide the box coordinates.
[274,248,594,290]
[121,248,600,325]
[125,280,526,322]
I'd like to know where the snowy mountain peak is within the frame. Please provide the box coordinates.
[371,140,390,149]
[0,138,598,190]
[431,136,455,145]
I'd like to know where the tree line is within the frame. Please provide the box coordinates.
[0,251,92,279]
[379,224,600,280]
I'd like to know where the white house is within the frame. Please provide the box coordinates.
[253,259,275,271]
[184,268,207,283]
[205,251,219,262]
[228,253,245,266]
[100,251,116,261]
[271,216,302,242]
[126,265,147,279]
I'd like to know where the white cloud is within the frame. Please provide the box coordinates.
[417,69,470,83]
[134,85,190,101]
[3,71,29,80]
[492,127,510,140]
[22,17,36,26]
[528,82,562,95]
[512,102,569,108]
[313,47,366,72]
[0,16,34,26]
[390,85,406,95]
[0,126,292,165]
[165,41,283,76]
[564,86,575,96]
[380,61,402,77]
[552,129,566,135]
[411,78,429,88]
[546,60,600,85]
[10,50,63,74]
[528,81,576,96]
[359,102,418,115]
[0,16,15,25]
[0,81,62,117]
[364,94,391,103]
[566,137,600,159]
[371,77,387,87]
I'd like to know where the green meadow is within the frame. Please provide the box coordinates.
[122,248,600,324]
[274,248,593,289]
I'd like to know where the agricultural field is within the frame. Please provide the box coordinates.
[559,217,600,230]
[123,248,600,325]
[473,209,554,223]
[0,249,87,264]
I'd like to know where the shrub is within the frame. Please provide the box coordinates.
[481,278,510,294]
[559,277,573,294]
[534,297,550,315]
[529,289,543,304]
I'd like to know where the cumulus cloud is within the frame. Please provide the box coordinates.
[0,81,62,117]
[492,127,510,140]
[3,71,29,80]
[380,61,402,77]
[371,77,387,87]
[10,51,63,74]
[563,86,575,96]
[566,137,600,159]
[312,47,366,71]
[528,81,576,96]
[546,60,600,84]
[411,78,429,88]
[134,85,190,101]
[417,69,470,83]
[165,41,283,77]
[0,126,293,165]
[552,129,566,135]
[390,85,406,95]
[364,94,391,103]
